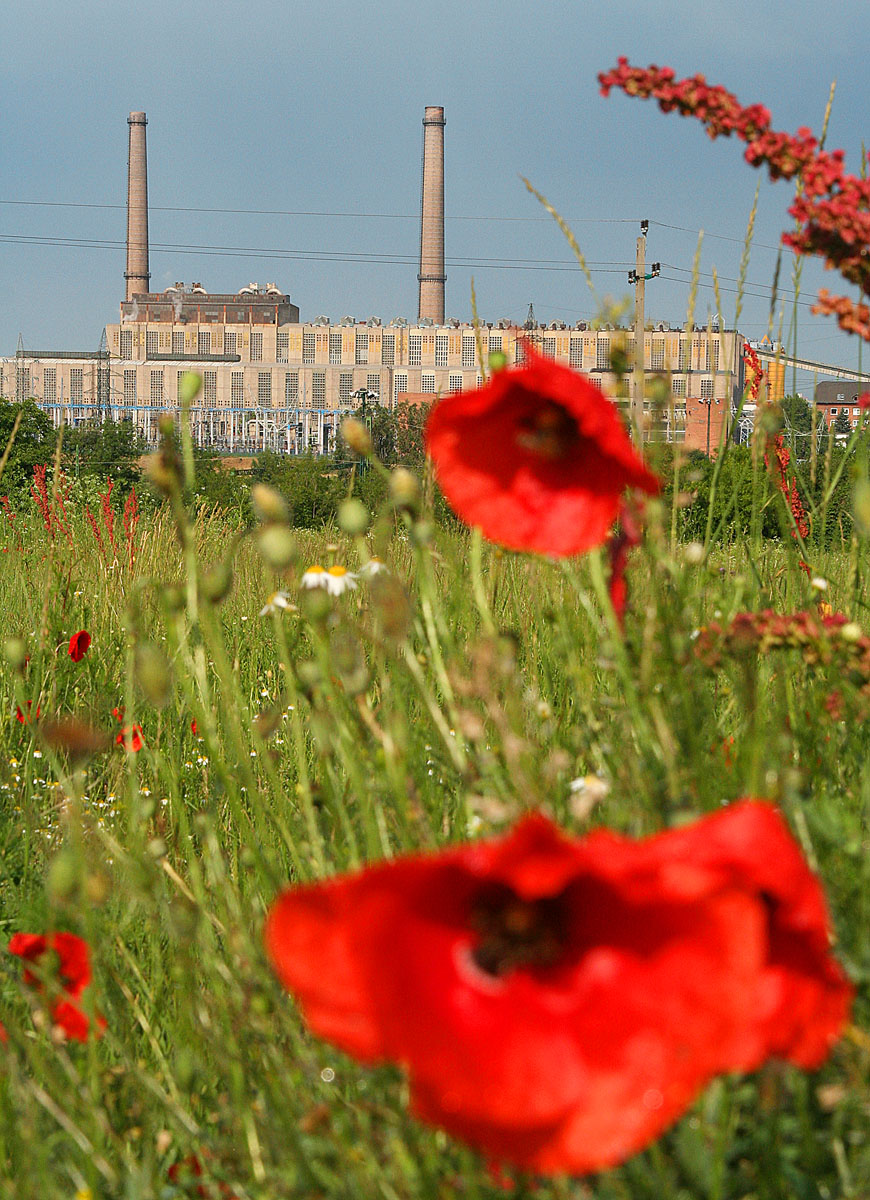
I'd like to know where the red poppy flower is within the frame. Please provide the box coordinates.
[424,345,660,556]
[116,725,144,752]
[168,1153,237,1198]
[68,630,91,662]
[15,701,41,725]
[8,931,105,1042]
[265,803,851,1176]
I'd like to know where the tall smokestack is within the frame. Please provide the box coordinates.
[418,105,446,324]
[125,111,150,301]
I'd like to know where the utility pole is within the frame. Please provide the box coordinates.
[627,221,660,437]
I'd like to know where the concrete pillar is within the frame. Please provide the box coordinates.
[125,112,150,301]
[418,106,446,324]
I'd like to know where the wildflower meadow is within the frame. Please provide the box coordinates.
[2,64,870,1200]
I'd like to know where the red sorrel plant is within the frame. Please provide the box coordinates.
[598,59,870,340]
[30,463,73,546]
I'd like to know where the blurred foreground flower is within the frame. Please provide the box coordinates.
[424,343,659,557]
[8,931,105,1042]
[265,804,850,1175]
[300,565,358,595]
[68,630,91,663]
[259,589,291,616]
[116,725,144,753]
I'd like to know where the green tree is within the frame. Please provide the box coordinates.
[832,408,852,439]
[0,397,55,493]
[63,418,146,490]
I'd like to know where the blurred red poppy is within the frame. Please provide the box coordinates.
[424,345,659,556]
[265,803,851,1176]
[8,931,105,1042]
[116,725,144,752]
[68,630,91,662]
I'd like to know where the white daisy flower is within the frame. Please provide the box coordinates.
[260,589,291,616]
[300,564,329,589]
[359,556,388,577]
[324,565,358,595]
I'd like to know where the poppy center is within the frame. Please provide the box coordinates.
[514,402,579,459]
[470,883,570,977]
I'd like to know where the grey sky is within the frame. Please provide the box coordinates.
[4,0,869,393]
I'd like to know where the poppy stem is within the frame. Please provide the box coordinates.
[469,526,496,635]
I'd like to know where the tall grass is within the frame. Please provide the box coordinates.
[0,444,867,1198]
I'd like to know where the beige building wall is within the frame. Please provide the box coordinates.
[2,315,745,451]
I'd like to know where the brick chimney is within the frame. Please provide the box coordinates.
[125,112,150,301]
[418,106,446,324]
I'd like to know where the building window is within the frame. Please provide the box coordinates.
[285,372,298,404]
[250,332,263,362]
[197,331,210,356]
[150,370,164,405]
[355,333,369,365]
[302,331,316,364]
[596,338,610,371]
[224,331,237,356]
[542,337,556,358]
[700,378,714,399]
[339,372,353,402]
[651,338,665,371]
[277,331,289,363]
[124,370,136,405]
[16,367,30,402]
[257,371,272,405]
[312,372,326,409]
[394,372,408,402]
[672,378,686,397]
[421,373,437,394]
[366,373,380,398]
[409,335,422,366]
[231,372,244,408]
[146,331,159,358]
[382,334,395,366]
[44,368,57,403]
[448,374,463,393]
[569,339,582,368]
[488,334,502,355]
[435,335,449,367]
[461,336,476,368]
[120,329,133,359]
[70,368,83,403]
[203,371,217,407]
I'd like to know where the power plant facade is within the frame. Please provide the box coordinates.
[1,107,745,453]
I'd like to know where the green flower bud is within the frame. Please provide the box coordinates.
[341,417,373,456]
[256,525,297,569]
[178,372,203,406]
[251,482,290,525]
[338,498,370,535]
[200,561,233,604]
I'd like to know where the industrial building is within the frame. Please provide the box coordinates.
[1,106,745,454]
